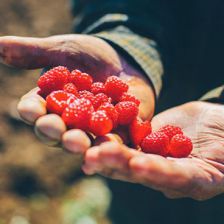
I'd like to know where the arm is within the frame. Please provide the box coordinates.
[0,1,164,153]
[72,0,164,98]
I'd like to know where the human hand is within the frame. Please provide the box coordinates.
[83,101,224,200]
[0,35,154,153]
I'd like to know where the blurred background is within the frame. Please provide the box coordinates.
[0,0,111,223]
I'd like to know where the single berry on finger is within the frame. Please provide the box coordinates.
[129,118,152,146]
[38,66,70,97]
[69,70,93,91]
[159,125,183,140]
[62,98,94,130]
[91,82,105,94]
[141,132,169,156]
[169,134,193,158]
[105,76,128,102]
[63,83,78,96]
[119,93,140,106]
[46,90,76,115]
[89,110,113,136]
[98,102,118,128]
[115,101,138,125]
[93,93,111,109]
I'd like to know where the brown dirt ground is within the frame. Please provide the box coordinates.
[0,0,110,223]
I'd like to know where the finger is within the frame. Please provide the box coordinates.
[17,88,46,124]
[20,87,42,100]
[96,142,140,181]
[94,133,123,146]
[62,129,91,154]
[129,155,191,191]
[82,146,102,175]
[83,142,139,180]
[35,114,66,146]
[0,36,53,69]
[97,142,137,170]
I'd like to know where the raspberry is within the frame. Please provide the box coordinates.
[115,101,138,125]
[46,90,76,115]
[169,134,193,158]
[63,83,78,96]
[119,93,140,106]
[129,118,152,146]
[69,70,93,91]
[98,102,118,128]
[141,132,169,156]
[91,82,105,94]
[104,76,129,101]
[93,93,111,109]
[159,125,183,140]
[89,110,113,136]
[38,66,70,97]
[62,98,94,130]
[79,90,95,104]
[37,89,46,97]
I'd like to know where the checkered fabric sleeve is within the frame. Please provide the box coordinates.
[92,25,163,97]
[73,11,164,98]
[200,86,224,103]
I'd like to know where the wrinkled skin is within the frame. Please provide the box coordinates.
[83,102,224,200]
[0,34,153,148]
[1,35,224,200]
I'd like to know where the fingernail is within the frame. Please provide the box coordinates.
[62,129,91,154]
[34,126,60,146]
[36,114,66,140]
[17,98,46,123]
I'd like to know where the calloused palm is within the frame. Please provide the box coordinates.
[0,35,154,152]
[83,101,224,200]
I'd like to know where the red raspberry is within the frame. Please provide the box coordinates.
[104,76,128,101]
[98,102,118,128]
[129,118,152,146]
[79,90,95,104]
[63,83,78,96]
[46,90,76,115]
[37,89,46,97]
[119,93,140,106]
[115,101,138,125]
[141,132,169,156]
[93,93,111,109]
[62,98,94,130]
[69,70,93,91]
[89,110,113,136]
[169,134,193,158]
[159,125,183,140]
[38,66,70,97]
[91,82,105,94]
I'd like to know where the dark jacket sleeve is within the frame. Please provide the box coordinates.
[70,0,165,97]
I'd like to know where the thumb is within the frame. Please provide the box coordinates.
[0,36,53,69]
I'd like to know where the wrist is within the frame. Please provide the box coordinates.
[118,55,155,120]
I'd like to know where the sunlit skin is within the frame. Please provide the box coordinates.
[83,102,224,200]
[3,34,153,148]
[1,35,224,200]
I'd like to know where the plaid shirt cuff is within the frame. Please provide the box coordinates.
[93,27,163,97]
[82,13,163,97]
[200,86,224,103]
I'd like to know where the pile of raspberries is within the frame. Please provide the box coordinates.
[37,66,193,158]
